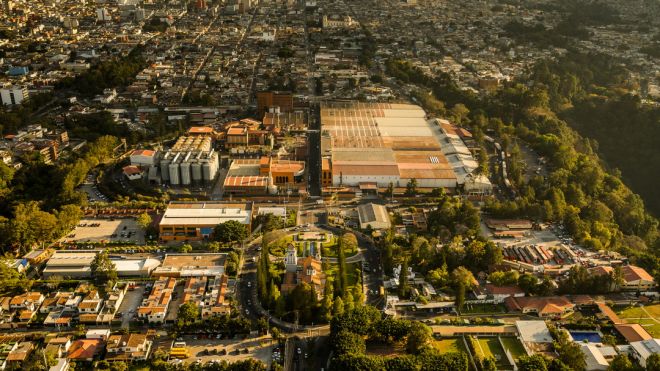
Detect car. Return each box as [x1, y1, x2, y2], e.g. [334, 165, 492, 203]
[245, 309, 250, 315]
[247, 282, 252, 288]
[297, 347, 301, 354]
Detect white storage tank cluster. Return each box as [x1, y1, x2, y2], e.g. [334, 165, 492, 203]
[157, 135, 220, 186]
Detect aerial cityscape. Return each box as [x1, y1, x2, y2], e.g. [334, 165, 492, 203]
[0, 0, 659, 370]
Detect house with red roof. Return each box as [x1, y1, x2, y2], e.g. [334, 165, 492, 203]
[67, 339, 103, 362]
[504, 296, 575, 318]
[589, 265, 655, 291]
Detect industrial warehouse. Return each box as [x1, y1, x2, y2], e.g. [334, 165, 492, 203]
[158, 201, 253, 242]
[320, 102, 491, 193]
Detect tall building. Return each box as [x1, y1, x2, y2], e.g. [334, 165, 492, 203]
[96, 8, 111, 22]
[256, 91, 293, 117]
[195, 0, 207, 9]
[0, 86, 29, 106]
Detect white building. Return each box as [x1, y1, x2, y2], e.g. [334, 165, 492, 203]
[0, 86, 28, 105]
[357, 203, 391, 230]
[630, 338, 660, 368]
[130, 149, 158, 168]
[580, 344, 609, 371]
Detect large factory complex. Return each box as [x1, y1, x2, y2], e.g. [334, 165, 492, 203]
[122, 101, 490, 196]
[320, 102, 492, 194]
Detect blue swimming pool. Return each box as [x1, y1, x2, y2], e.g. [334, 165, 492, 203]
[569, 331, 602, 343]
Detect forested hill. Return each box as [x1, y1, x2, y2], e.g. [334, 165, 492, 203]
[561, 96, 660, 217]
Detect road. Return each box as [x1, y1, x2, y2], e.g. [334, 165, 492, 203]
[307, 104, 322, 197]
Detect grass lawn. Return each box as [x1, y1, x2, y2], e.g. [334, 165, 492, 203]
[269, 235, 294, 256]
[433, 338, 467, 354]
[475, 338, 509, 367]
[500, 337, 527, 360]
[616, 304, 660, 338]
[461, 303, 506, 314]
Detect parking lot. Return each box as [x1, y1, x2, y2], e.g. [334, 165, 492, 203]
[116, 285, 146, 329]
[59, 218, 145, 244]
[489, 227, 564, 249]
[173, 335, 275, 367]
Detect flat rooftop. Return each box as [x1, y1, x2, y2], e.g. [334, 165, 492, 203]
[45, 251, 98, 267]
[161, 253, 227, 269]
[160, 202, 252, 226]
[322, 102, 458, 183]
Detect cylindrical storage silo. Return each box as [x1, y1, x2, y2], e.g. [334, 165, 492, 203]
[180, 161, 191, 185]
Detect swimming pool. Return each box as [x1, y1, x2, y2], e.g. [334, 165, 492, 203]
[569, 331, 602, 343]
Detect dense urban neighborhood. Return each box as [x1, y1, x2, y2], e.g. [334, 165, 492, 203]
[0, 0, 659, 370]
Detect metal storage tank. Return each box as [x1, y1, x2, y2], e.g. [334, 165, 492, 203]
[160, 158, 171, 181]
[169, 162, 180, 185]
[202, 162, 212, 182]
[191, 162, 202, 182]
[180, 161, 191, 185]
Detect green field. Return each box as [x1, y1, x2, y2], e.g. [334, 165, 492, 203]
[500, 337, 527, 360]
[433, 338, 467, 354]
[616, 304, 660, 338]
[475, 337, 510, 368]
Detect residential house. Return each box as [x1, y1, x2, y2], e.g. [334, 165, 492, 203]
[589, 265, 656, 291]
[630, 338, 660, 368]
[505, 296, 574, 318]
[613, 324, 653, 343]
[137, 277, 176, 323]
[9, 292, 44, 311]
[67, 339, 103, 362]
[6, 342, 34, 364]
[105, 333, 152, 362]
[45, 337, 72, 358]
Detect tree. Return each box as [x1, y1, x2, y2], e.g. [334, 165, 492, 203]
[608, 354, 633, 371]
[337, 237, 348, 298]
[10, 201, 59, 251]
[375, 317, 411, 344]
[253, 213, 284, 233]
[646, 353, 660, 371]
[601, 334, 617, 347]
[90, 250, 118, 287]
[0, 257, 32, 295]
[386, 182, 394, 198]
[332, 296, 345, 317]
[399, 258, 410, 298]
[451, 103, 470, 125]
[405, 178, 418, 196]
[406, 321, 432, 354]
[455, 281, 466, 312]
[214, 220, 248, 243]
[518, 355, 548, 371]
[482, 357, 497, 371]
[320, 281, 334, 322]
[178, 302, 199, 327]
[136, 212, 152, 231]
[554, 330, 586, 371]
[341, 233, 358, 255]
[332, 330, 366, 356]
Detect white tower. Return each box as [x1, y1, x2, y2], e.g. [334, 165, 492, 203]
[284, 244, 298, 273]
